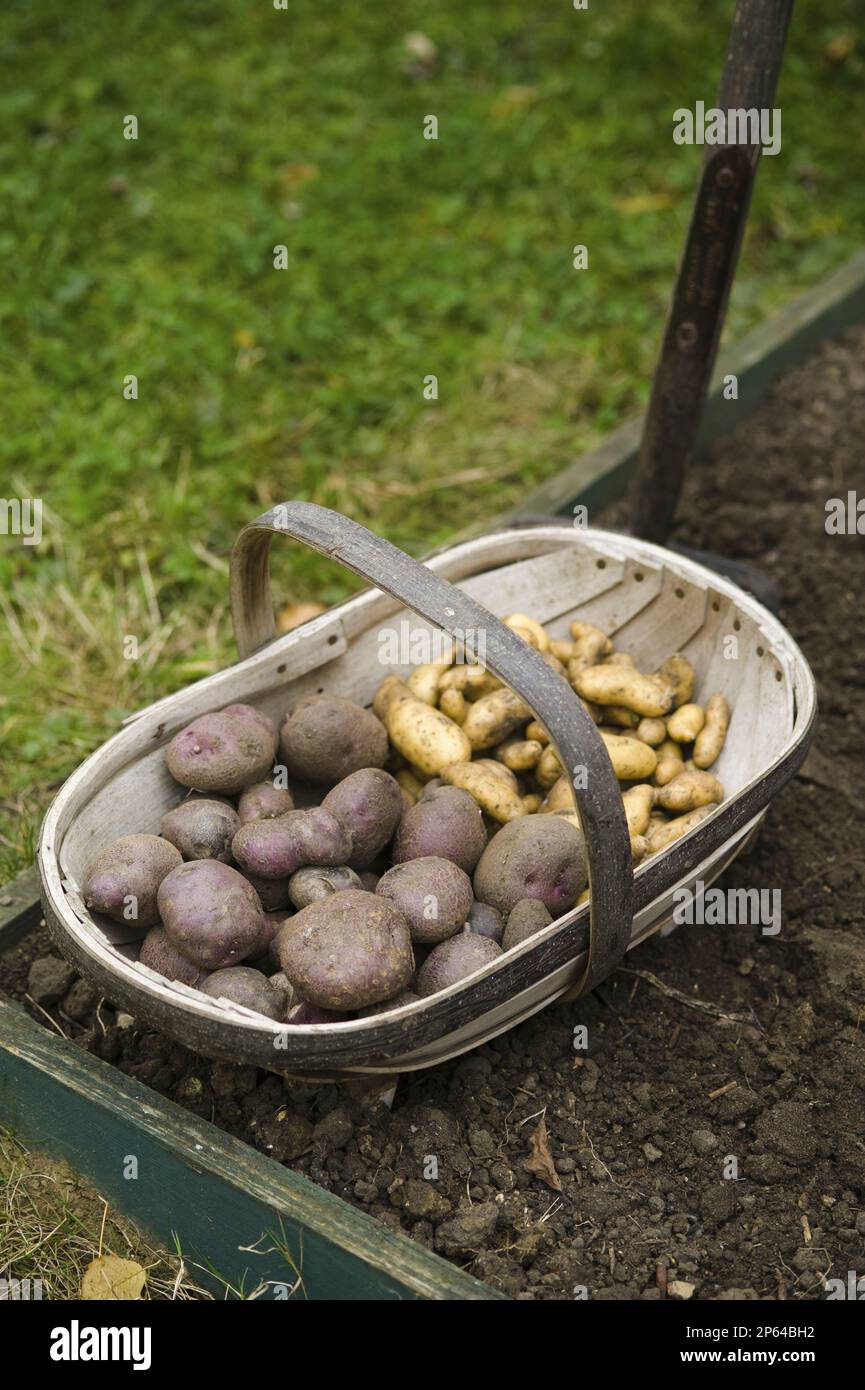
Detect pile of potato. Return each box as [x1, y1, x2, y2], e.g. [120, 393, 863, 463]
[80, 614, 729, 1025]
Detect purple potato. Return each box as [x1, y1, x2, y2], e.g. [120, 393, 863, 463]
[83, 834, 182, 931]
[165, 703, 278, 795]
[138, 926, 211, 987]
[243, 872, 290, 911]
[392, 786, 487, 873]
[358, 870, 380, 892]
[160, 798, 240, 863]
[502, 898, 553, 951]
[287, 864, 362, 910]
[473, 815, 586, 916]
[276, 889, 413, 1011]
[466, 901, 504, 943]
[231, 807, 352, 879]
[279, 695, 388, 785]
[415, 932, 503, 997]
[157, 860, 266, 970]
[237, 781, 295, 824]
[200, 966, 288, 1020]
[285, 1000, 348, 1025]
[357, 990, 420, 1018]
[376, 856, 473, 945]
[321, 768, 404, 869]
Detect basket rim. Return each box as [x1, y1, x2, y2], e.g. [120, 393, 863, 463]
[37, 524, 817, 1068]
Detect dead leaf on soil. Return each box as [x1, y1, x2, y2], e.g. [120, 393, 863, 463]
[524, 1116, 562, 1192]
[80, 1254, 146, 1301]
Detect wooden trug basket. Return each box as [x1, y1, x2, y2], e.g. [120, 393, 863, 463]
[38, 503, 816, 1080]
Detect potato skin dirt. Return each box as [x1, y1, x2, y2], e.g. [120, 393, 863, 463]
[276, 889, 414, 1010]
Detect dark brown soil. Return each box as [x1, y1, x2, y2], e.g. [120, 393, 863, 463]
[3, 328, 864, 1300]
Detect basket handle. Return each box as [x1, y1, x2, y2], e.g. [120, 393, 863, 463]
[229, 501, 633, 995]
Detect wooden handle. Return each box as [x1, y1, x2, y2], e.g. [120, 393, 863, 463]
[230, 502, 633, 995]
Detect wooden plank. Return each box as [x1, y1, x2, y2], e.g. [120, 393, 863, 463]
[0, 995, 503, 1301]
[0, 865, 43, 950]
[502, 248, 865, 523]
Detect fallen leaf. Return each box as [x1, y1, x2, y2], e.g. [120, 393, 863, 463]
[80, 1255, 146, 1301]
[277, 601, 326, 633]
[524, 1117, 562, 1191]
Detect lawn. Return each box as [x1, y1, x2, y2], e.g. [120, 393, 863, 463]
[1, 0, 863, 876]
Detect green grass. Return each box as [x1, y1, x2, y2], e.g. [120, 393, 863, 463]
[1, 0, 863, 875]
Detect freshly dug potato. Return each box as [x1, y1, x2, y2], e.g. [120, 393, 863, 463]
[622, 783, 655, 838]
[462, 689, 532, 751]
[646, 802, 718, 853]
[502, 898, 553, 951]
[603, 705, 640, 729]
[231, 807, 352, 879]
[83, 834, 182, 930]
[237, 782, 295, 824]
[522, 793, 542, 814]
[288, 864, 362, 909]
[654, 769, 724, 814]
[158, 861, 266, 970]
[654, 739, 686, 786]
[525, 719, 550, 746]
[438, 664, 501, 699]
[667, 703, 705, 744]
[504, 613, 549, 651]
[600, 732, 658, 781]
[495, 737, 542, 772]
[573, 666, 675, 719]
[243, 872, 290, 911]
[392, 785, 487, 873]
[138, 926, 210, 987]
[201, 966, 288, 1020]
[473, 814, 586, 916]
[321, 767, 404, 869]
[658, 654, 696, 709]
[536, 745, 563, 789]
[376, 856, 473, 945]
[549, 638, 577, 663]
[166, 704, 278, 795]
[466, 901, 504, 943]
[373, 676, 413, 722]
[407, 661, 449, 705]
[395, 770, 423, 805]
[276, 889, 413, 1011]
[541, 775, 574, 814]
[438, 687, 468, 724]
[161, 798, 240, 863]
[635, 717, 667, 747]
[357, 990, 420, 1017]
[631, 833, 649, 863]
[415, 931, 503, 997]
[603, 651, 635, 668]
[279, 695, 388, 785]
[693, 693, 730, 769]
[440, 760, 526, 824]
[386, 696, 472, 776]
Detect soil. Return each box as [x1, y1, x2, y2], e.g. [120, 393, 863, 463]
[3, 328, 864, 1301]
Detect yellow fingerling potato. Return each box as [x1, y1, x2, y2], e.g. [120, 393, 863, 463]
[576, 887, 591, 907]
[541, 650, 568, 678]
[549, 638, 577, 663]
[439, 664, 501, 700]
[395, 769, 425, 804]
[603, 651, 635, 668]
[654, 769, 724, 814]
[568, 620, 612, 665]
[574, 665, 675, 719]
[522, 793, 543, 814]
[658, 653, 696, 709]
[441, 761, 527, 823]
[636, 717, 667, 746]
[386, 697, 472, 776]
[645, 802, 718, 853]
[438, 686, 468, 724]
[495, 737, 543, 772]
[631, 833, 649, 864]
[536, 744, 564, 789]
[525, 718, 550, 745]
[600, 732, 658, 781]
[692, 693, 730, 769]
[622, 784, 654, 838]
[604, 705, 640, 729]
[504, 613, 550, 651]
[462, 688, 533, 750]
[407, 662, 447, 705]
[667, 702, 705, 743]
[653, 739, 686, 786]
[541, 775, 574, 814]
[373, 675, 414, 722]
